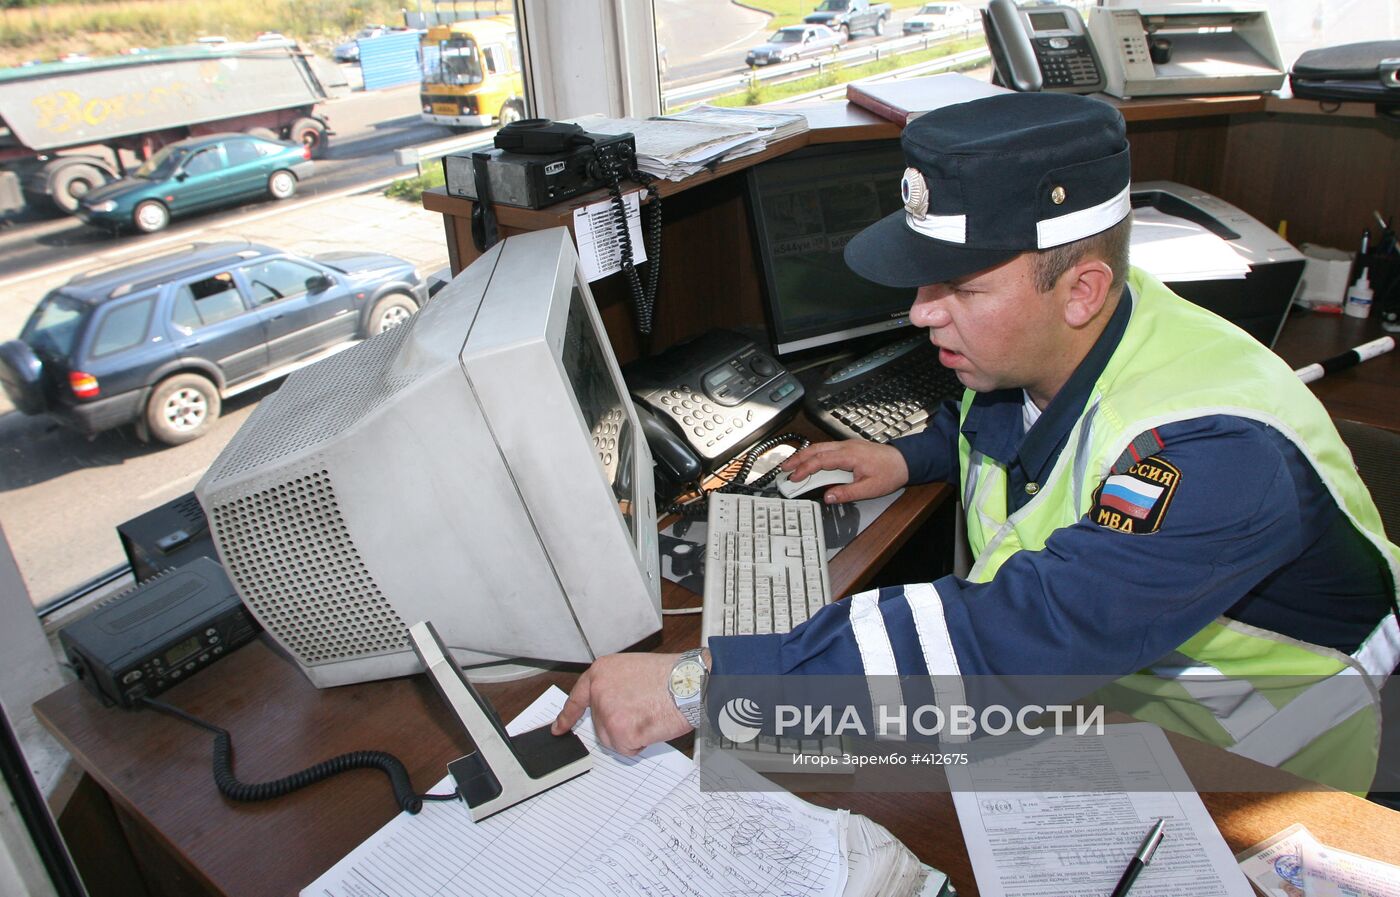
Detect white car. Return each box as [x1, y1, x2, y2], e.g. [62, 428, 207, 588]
[746, 24, 847, 66]
[902, 3, 977, 35]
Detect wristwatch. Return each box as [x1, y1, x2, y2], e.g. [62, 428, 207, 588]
[668, 649, 709, 729]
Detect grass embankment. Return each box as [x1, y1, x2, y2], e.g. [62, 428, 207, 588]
[0, 0, 511, 66]
[386, 35, 985, 205]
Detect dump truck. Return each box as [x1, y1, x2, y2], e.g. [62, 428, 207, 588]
[0, 41, 344, 216]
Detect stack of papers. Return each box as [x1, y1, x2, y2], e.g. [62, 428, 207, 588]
[305, 687, 947, 897]
[569, 114, 764, 181]
[1130, 206, 1252, 281]
[659, 104, 809, 145]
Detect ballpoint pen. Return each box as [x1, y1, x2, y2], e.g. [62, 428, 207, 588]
[1109, 818, 1167, 897]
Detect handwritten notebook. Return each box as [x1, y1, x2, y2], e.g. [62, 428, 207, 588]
[304, 687, 947, 897]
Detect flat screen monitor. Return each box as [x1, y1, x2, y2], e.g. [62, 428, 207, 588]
[196, 228, 661, 686]
[747, 140, 918, 356]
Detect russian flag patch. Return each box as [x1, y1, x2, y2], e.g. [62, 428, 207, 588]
[1089, 456, 1180, 534]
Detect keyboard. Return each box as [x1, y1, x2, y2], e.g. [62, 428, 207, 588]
[805, 334, 964, 443]
[701, 493, 832, 642]
[701, 493, 843, 770]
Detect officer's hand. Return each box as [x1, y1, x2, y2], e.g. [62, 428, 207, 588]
[552, 653, 691, 755]
[781, 440, 909, 504]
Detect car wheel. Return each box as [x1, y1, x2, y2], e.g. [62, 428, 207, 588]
[498, 100, 524, 126]
[133, 200, 170, 234]
[146, 373, 221, 445]
[366, 293, 418, 336]
[49, 163, 108, 214]
[290, 117, 327, 158]
[246, 126, 278, 141]
[873, 16, 884, 35]
[268, 170, 297, 200]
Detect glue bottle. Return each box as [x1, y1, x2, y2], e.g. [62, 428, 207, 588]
[1345, 267, 1374, 319]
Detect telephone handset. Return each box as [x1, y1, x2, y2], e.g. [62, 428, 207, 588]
[982, 0, 1105, 94]
[623, 330, 804, 501]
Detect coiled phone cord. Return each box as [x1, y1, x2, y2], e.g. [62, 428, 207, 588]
[602, 161, 663, 339]
[666, 432, 811, 519]
[140, 697, 458, 814]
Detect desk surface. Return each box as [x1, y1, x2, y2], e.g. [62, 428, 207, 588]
[34, 313, 1400, 896]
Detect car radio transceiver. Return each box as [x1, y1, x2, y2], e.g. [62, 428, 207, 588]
[59, 558, 260, 708]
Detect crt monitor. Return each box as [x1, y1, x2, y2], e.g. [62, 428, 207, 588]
[196, 227, 661, 687]
[747, 140, 918, 356]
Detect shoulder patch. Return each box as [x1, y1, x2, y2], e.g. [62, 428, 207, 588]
[1089, 455, 1180, 535]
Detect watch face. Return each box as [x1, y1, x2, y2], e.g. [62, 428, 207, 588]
[669, 659, 705, 701]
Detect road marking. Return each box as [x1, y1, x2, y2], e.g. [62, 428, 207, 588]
[0, 174, 404, 293]
[138, 469, 204, 503]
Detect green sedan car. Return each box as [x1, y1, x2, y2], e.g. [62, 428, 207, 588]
[76, 133, 315, 233]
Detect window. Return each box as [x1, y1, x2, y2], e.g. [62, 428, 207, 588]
[242, 259, 322, 305]
[482, 44, 500, 76]
[225, 139, 261, 166]
[172, 274, 246, 329]
[89, 298, 152, 357]
[182, 147, 222, 176]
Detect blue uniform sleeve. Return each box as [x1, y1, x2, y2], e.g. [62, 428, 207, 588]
[887, 399, 961, 486]
[709, 415, 1305, 679]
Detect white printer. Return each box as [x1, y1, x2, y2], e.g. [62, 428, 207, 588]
[1130, 181, 1304, 347]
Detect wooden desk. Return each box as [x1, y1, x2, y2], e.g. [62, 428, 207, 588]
[34, 478, 945, 897]
[33, 467, 1400, 897]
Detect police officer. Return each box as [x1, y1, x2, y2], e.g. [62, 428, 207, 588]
[553, 92, 1400, 794]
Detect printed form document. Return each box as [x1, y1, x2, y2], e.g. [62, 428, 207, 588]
[947, 722, 1253, 897]
[303, 687, 849, 897]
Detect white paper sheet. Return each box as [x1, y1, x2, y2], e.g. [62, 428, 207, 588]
[573, 191, 647, 282]
[304, 687, 850, 897]
[1130, 207, 1251, 282]
[947, 723, 1253, 897]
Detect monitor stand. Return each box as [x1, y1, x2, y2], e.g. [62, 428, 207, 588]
[409, 621, 591, 822]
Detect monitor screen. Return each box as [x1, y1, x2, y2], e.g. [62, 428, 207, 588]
[198, 228, 661, 687]
[747, 140, 918, 355]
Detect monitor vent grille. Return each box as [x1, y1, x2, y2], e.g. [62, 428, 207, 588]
[211, 470, 408, 665]
[207, 316, 424, 481]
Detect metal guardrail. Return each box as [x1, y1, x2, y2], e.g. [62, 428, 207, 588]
[395, 32, 989, 176]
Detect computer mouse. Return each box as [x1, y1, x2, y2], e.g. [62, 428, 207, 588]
[775, 468, 855, 499]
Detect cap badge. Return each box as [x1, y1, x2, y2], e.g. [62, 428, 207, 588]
[1051, 185, 1067, 205]
[901, 167, 929, 219]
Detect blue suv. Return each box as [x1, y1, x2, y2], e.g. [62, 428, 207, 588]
[0, 241, 425, 445]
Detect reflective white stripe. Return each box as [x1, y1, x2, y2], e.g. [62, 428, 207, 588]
[1355, 612, 1400, 681]
[906, 211, 967, 244]
[1036, 184, 1131, 248]
[1149, 654, 1279, 743]
[904, 583, 970, 743]
[1229, 671, 1377, 768]
[849, 589, 906, 739]
[903, 583, 962, 677]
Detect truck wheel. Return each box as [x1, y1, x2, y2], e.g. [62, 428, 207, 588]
[498, 100, 524, 126]
[246, 127, 278, 141]
[267, 170, 297, 200]
[133, 200, 170, 234]
[146, 374, 221, 445]
[290, 117, 327, 158]
[365, 293, 417, 336]
[873, 15, 884, 35]
[0, 340, 47, 416]
[49, 164, 108, 214]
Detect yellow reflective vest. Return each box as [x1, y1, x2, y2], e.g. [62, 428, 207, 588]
[956, 268, 1400, 791]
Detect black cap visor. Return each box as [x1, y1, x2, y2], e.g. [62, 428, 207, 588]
[844, 208, 1020, 289]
